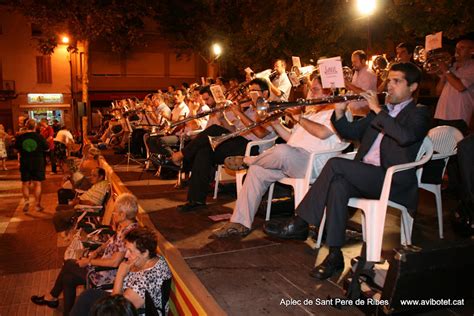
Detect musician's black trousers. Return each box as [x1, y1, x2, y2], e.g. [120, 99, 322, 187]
[130, 128, 147, 157]
[182, 125, 251, 203]
[296, 157, 385, 247]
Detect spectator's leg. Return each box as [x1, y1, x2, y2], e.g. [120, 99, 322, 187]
[32, 181, 42, 207]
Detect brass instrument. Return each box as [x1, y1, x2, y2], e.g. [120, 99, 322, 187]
[413, 45, 452, 74]
[343, 66, 354, 82]
[208, 111, 285, 150]
[371, 55, 399, 81]
[289, 65, 319, 87]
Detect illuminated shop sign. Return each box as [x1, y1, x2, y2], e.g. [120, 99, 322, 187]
[27, 93, 64, 104]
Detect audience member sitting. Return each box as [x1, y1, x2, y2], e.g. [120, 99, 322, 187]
[31, 193, 140, 315]
[53, 167, 109, 237]
[58, 146, 102, 204]
[70, 227, 172, 315]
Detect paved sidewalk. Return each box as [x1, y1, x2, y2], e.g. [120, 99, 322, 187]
[0, 160, 67, 316]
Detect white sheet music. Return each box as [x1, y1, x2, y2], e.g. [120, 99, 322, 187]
[317, 57, 345, 89]
[425, 32, 442, 52]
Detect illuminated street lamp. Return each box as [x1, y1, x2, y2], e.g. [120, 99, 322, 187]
[356, 0, 376, 16]
[356, 0, 377, 54]
[61, 36, 70, 44]
[212, 43, 222, 58]
[211, 43, 223, 76]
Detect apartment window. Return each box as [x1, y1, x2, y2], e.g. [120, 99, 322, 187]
[36, 56, 52, 83]
[31, 23, 42, 37]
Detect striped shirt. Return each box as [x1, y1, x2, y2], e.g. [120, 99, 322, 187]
[80, 180, 109, 205]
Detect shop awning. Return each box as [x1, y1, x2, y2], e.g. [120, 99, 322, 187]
[20, 104, 71, 109]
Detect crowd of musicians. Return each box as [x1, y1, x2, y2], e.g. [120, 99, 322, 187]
[90, 37, 473, 279]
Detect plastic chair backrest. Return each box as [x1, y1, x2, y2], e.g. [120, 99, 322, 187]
[427, 125, 463, 156]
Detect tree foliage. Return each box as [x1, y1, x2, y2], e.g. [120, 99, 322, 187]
[11, 0, 154, 55]
[155, 0, 474, 77]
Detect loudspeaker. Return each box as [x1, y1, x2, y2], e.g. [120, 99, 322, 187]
[346, 241, 474, 315]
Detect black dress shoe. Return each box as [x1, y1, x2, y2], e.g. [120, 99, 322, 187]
[177, 201, 206, 212]
[31, 295, 59, 308]
[263, 216, 309, 240]
[309, 250, 344, 280]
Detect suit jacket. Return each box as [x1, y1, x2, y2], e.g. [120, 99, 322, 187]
[331, 101, 431, 211]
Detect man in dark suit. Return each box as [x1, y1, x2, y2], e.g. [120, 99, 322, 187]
[264, 62, 431, 280]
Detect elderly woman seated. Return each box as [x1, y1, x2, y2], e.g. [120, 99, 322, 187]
[31, 193, 140, 315]
[70, 227, 172, 316]
[58, 145, 101, 205]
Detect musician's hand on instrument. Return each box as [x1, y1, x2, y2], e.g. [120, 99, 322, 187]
[438, 61, 449, 74]
[334, 102, 348, 112]
[361, 90, 381, 114]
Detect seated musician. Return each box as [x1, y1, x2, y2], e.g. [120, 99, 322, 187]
[267, 59, 292, 102]
[146, 89, 190, 158]
[116, 100, 135, 152]
[150, 93, 171, 125]
[169, 80, 275, 212]
[345, 50, 378, 117]
[212, 77, 343, 237]
[129, 104, 154, 158]
[264, 63, 430, 280]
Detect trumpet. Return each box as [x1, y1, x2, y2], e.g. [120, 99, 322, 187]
[413, 45, 452, 74]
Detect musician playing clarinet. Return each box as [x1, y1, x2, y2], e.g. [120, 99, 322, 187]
[264, 63, 430, 280]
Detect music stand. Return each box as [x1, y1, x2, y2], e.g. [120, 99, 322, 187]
[114, 116, 145, 171]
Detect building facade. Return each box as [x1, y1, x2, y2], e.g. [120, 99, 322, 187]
[0, 6, 207, 132]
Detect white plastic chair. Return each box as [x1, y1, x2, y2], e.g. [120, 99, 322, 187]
[263, 142, 350, 220]
[316, 136, 433, 263]
[419, 125, 463, 239]
[213, 136, 278, 199]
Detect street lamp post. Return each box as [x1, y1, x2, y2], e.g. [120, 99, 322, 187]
[356, 0, 376, 55]
[212, 43, 222, 76]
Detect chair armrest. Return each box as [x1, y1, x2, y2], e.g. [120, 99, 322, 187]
[245, 136, 278, 156]
[379, 138, 433, 203]
[338, 151, 357, 160]
[431, 153, 452, 160]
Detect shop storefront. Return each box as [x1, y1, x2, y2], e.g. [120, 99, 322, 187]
[16, 93, 74, 130]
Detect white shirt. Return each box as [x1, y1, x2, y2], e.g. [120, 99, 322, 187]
[435, 59, 474, 125]
[171, 102, 189, 122]
[348, 65, 377, 116]
[155, 103, 171, 124]
[287, 109, 342, 176]
[181, 104, 211, 135]
[269, 72, 292, 102]
[232, 107, 276, 142]
[54, 129, 74, 145]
